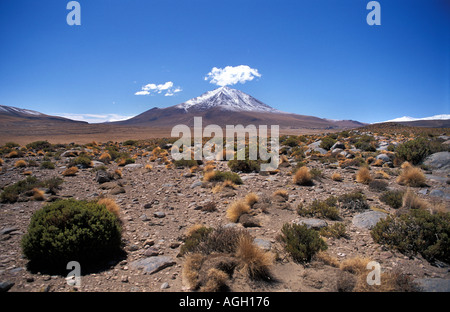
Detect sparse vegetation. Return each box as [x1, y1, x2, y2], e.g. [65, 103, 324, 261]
[297, 196, 340, 220]
[203, 170, 243, 185]
[397, 163, 427, 187]
[380, 190, 404, 209]
[293, 166, 313, 186]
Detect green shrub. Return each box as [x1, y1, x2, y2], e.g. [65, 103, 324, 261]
[338, 191, 369, 211]
[179, 226, 214, 256]
[371, 209, 450, 263]
[380, 190, 404, 209]
[320, 137, 337, 151]
[123, 140, 138, 146]
[297, 197, 340, 220]
[21, 199, 123, 269]
[279, 223, 327, 263]
[207, 171, 243, 185]
[0, 176, 41, 203]
[4, 142, 20, 148]
[173, 159, 202, 168]
[26, 140, 52, 151]
[68, 155, 92, 168]
[319, 223, 348, 239]
[228, 159, 260, 173]
[395, 137, 447, 165]
[40, 161, 55, 170]
[368, 180, 388, 192]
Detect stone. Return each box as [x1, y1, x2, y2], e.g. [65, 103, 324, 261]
[154, 211, 166, 218]
[294, 218, 328, 229]
[0, 227, 19, 235]
[143, 247, 159, 257]
[352, 210, 387, 230]
[429, 189, 450, 200]
[376, 153, 391, 162]
[0, 281, 14, 292]
[110, 186, 126, 195]
[91, 160, 105, 168]
[423, 151, 450, 172]
[190, 181, 203, 189]
[238, 214, 261, 228]
[130, 256, 175, 274]
[253, 238, 271, 251]
[413, 278, 450, 292]
[331, 142, 346, 150]
[95, 170, 111, 184]
[161, 282, 170, 289]
[124, 163, 144, 169]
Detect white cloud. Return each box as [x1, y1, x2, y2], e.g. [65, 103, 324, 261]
[135, 81, 181, 96]
[380, 114, 450, 123]
[204, 65, 262, 87]
[54, 113, 135, 124]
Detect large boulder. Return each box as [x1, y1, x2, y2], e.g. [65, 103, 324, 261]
[352, 210, 387, 230]
[423, 152, 450, 172]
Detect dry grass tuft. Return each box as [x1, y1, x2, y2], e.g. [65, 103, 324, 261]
[204, 164, 215, 172]
[273, 189, 289, 200]
[244, 193, 259, 207]
[14, 160, 27, 168]
[331, 172, 343, 181]
[340, 257, 371, 275]
[293, 166, 313, 186]
[315, 251, 340, 268]
[32, 188, 45, 201]
[182, 253, 205, 290]
[0, 158, 3, 166]
[397, 165, 427, 187]
[200, 268, 229, 292]
[211, 180, 238, 193]
[235, 234, 273, 280]
[114, 169, 122, 178]
[226, 200, 251, 223]
[145, 164, 153, 171]
[98, 197, 121, 218]
[23, 170, 32, 176]
[62, 166, 78, 176]
[99, 152, 112, 163]
[356, 167, 372, 184]
[203, 170, 216, 182]
[402, 189, 429, 210]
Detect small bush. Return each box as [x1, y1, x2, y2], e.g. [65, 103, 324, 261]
[297, 197, 340, 220]
[226, 200, 251, 223]
[380, 190, 404, 209]
[32, 188, 45, 201]
[179, 225, 214, 256]
[14, 160, 27, 168]
[62, 166, 78, 176]
[99, 153, 112, 163]
[235, 234, 272, 280]
[371, 209, 450, 263]
[0, 176, 40, 203]
[97, 198, 121, 219]
[228, 159, 260, 173]
[338, 191, 369, 211]
[368, 180, 388, 192]
[356, 167, 372, 184]
[331, 172, 343, 181]
[21, 199, 123, 269]
[319, 223, 348, 239]
[279, 223, 327, 263]
[204, 170, 243, 185]
[69, 155, 92, 168]
[293, 166, 313, 186]
[40, 161, 55, 170]
[397, 165, 427, 187]
[26, 141, 51, 151]
[244, 193, 259, 207]
[273, 189, 289, 201]
[320, 137, 337, 151]
[402, 189, 429, 210]
[395, 137, 447, 165]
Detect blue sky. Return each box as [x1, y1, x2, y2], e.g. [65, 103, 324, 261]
[0, 0, 449, 123]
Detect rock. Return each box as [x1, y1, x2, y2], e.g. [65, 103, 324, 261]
[294, 218, 328, 229]
[331, 142, 346, 150]
[376, 154, 391, 162]
[143, 247, 159, 257]
[130, 256, 175, 274]
[110, 186, 126, 195]
[121, 275, 129, 283]
[253, 238, 271, 251]
[352, 210, 387, 230]
[0, 227, 19, 235]
[190, 181, 203, 189]
[61, 150, 79, 157]
[95, 170, 111, 184]
[0, 281, 14, 292]
[140, 214, 149, 221]
[124, 163, 143, 170]
[154, 211, 166, 218]
[429, 189, 450, 200]
[423, 151, 450, 172]
[91, 160, 105, 168]
[161, 282, 170, 289]
[413, 278, 450, 292]
[238, 214, 261, 228]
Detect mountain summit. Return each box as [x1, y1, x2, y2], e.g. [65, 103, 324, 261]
[175, 86, 280, 113]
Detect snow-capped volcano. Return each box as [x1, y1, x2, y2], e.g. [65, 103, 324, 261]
[176, 86, 280, 113]
[0, 105, 45, 116]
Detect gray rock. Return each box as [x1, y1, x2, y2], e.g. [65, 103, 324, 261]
[161, 282, 170, 289]
[331, 142, 346, 150]
[352, 210, 387, 230]
[154, 211, 166, 218]
[110, 186, 126, 195]
[423, 151, 450, 172]
[0, 281, 14, 292]
[429, 189, 450, 200]
[91, 160, 105, 168]
[95, 170, 111, 184]
[253, 238, 272, 251]
[313, 147, 328, 155]
[294, 218, 328, 229]
[130, 256, 175, 274]
[190, 181, 203, 189]
[413, 278, 450, 292]
[376, 153, 391, 162]
[0, 227, 19, 235]
[124, 163, 144, 169]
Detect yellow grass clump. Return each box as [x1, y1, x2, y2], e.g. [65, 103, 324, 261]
[99, 152, 112, 163]
[203, 170, 216, 182]
[293, 166, 312, 186]
[0, 158, 4, 166]
[397, 164, 426, 187]
[23, 170, 32, 176]
[402, 188, 429, 210]
[145, 164, 153, 171]
[235, 234, 273, 280]
[98, 198, 120, 218]
[211, 180, 237, 193]
[62, 166, 78, 176]
[331, 172, 343, 181]
[244, 193, 259, 207]
[114, 169, 123, 178]
[340, 257, 371, 275]
[226, 200, 251, 223]
[273, 189, 289, 200]
[37, 150, 45, 156]
[204, 164, 215, 172]
[356, 167, 372, 184]
[14, 160, 27, 168]
[6, 151, 18, 158]
[32, 188, 45, 201]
